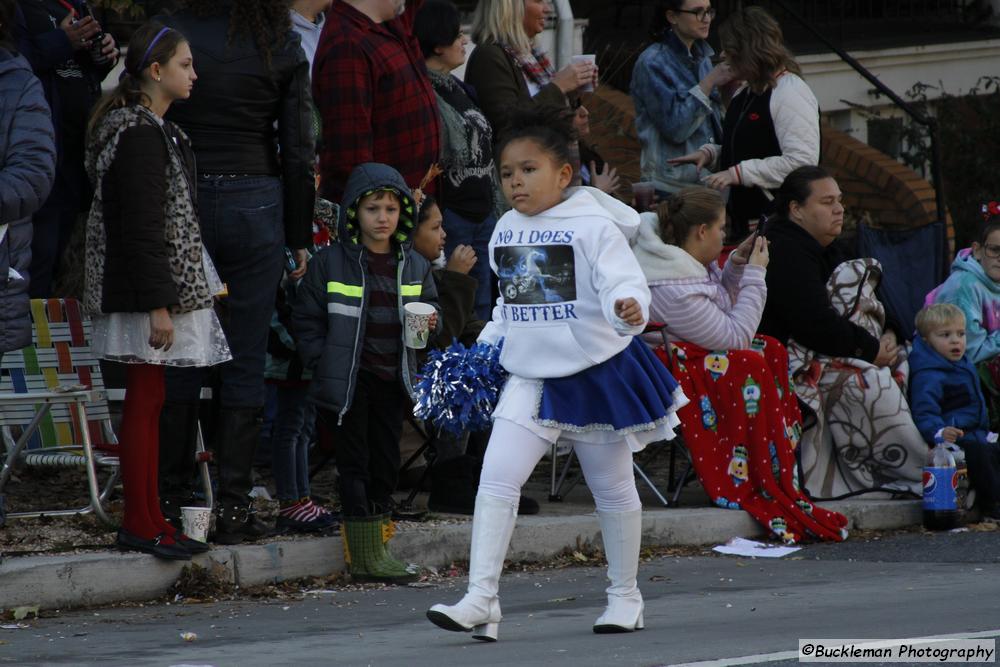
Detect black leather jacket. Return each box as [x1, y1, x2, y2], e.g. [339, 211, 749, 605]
[158, 9, 316, 249]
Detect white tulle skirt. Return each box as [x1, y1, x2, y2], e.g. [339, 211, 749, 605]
[91, 307, 231, 367]
[91, 247, 231, 367]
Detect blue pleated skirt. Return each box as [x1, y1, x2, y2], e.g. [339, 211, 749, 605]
[536, 337, 683, 433]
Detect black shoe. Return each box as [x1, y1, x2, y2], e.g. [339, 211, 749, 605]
[518, 495, 540, 515]
[214, 503, 272, 545]
[116, 529, 192, 561]
[427, 456, 478, 515]
[980, 505, 1000, 523]
[173, 530, 211, 554]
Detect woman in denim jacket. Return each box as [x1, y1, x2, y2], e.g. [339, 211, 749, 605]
[630, 1, 731, 197]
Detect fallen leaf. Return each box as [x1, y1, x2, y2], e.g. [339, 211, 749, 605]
[572, 551, 589, 562]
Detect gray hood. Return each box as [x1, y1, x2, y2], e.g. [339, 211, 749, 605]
[339, 163, 417, 250]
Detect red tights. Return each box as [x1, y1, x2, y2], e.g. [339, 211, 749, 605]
[119, 364, 179, 544]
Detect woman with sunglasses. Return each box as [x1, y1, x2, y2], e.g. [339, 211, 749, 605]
[630, 1, 730, 198]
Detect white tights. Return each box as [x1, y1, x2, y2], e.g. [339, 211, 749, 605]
[478, 418, 641, 513]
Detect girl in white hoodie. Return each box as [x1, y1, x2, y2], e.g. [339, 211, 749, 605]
[427, 107, 687, 641]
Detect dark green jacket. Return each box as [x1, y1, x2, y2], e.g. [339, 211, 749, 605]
[292, 163, 440, 420]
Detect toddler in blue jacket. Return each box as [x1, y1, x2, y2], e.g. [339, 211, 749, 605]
[909, 303, 1000, 521]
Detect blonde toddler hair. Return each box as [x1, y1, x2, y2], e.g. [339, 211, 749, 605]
[915, 303, 966, 338]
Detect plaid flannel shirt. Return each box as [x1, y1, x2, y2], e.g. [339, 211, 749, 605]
[313, 0, 440, 202]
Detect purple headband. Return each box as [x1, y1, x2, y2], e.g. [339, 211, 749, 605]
[132, 26, 172, 77]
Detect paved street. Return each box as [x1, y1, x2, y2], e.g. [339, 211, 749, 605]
[5, 530, 1000, 667]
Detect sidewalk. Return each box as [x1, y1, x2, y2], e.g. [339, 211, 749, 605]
[0, 495, 921, 612]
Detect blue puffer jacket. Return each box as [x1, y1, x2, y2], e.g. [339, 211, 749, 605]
[292, 163, 440, 421]
[0, 48, 56, 354]
[908, 334, 989, 446]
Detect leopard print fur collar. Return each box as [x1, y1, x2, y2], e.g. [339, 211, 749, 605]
[84, 105, 214, 315]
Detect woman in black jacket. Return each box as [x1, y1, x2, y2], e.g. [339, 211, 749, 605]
[85, 23, 230, 560]
[155, 0, 316, 544]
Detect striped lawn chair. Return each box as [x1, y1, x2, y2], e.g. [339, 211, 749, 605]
[0, 299, 120, 526]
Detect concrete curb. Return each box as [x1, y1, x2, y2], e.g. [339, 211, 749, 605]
[0, 499, 921, 611]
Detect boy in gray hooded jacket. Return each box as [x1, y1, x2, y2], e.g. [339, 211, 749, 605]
[293, 163, 440, 583]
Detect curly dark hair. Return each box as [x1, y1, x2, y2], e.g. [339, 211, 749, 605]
[179, 0, 292, 68]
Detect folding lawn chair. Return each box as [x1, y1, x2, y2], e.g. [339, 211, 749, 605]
[0, 299, 120, 526]
[0, 299, 213, 527]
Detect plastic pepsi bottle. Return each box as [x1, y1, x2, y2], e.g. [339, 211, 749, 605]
[922, 436, 959, 531]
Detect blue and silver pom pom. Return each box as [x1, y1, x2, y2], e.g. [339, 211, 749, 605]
[414, 340, 507, 435]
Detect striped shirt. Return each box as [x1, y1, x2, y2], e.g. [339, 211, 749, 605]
[648, 261, 767, 351]
[361, 251, 401, 380]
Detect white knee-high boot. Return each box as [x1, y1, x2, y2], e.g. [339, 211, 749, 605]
[593, 508, 644, 633]
[427, 494, 519, 641]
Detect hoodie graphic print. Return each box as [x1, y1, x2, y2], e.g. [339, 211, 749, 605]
[479, 187, 652, 379]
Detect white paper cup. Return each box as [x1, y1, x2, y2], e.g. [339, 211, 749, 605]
[571, 54, 597, 92]
[404, 302, 435, 349]
[181, 506, 212, 543]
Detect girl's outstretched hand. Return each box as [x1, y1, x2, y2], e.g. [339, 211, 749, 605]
[615, 298, 644, 326]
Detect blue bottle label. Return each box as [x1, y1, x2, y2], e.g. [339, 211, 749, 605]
[923, 466, 957, 511]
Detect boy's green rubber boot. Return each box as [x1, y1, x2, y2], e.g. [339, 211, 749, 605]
[342, 513, 420, 584]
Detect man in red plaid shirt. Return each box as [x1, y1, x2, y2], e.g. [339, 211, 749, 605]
[313, 0, 440, 202]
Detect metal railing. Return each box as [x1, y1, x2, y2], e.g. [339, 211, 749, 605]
[762, 0, 949, 230]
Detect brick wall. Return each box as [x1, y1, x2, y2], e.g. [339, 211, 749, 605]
[586, 85, 953, 240]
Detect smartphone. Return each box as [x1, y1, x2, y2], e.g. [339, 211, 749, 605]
[284, 247, 298, 274]
[78, 1, 109, 64]
[751, 214, 769, 247]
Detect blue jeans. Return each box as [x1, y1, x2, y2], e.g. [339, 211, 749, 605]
[442, 209, 497, 322]
[271, 383, 315, 501]
[165, 176, 285, 408]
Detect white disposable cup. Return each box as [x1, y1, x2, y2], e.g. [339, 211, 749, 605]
[404, 302, 435, 349]
[181, 506, 212, 543]
[571, 54, 597, 93]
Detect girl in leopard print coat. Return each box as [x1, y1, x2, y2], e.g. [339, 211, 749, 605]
[84, 24, 230, 561]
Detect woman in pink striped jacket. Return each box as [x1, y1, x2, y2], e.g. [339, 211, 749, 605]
[631, 187, 767, 346]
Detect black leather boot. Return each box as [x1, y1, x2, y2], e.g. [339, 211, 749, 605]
[213, 407, 271, 545]
[427, 455, 478, 515]
[158, 400, 200, 525]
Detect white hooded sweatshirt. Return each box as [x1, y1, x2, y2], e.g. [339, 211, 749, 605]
[478, 187, 650, 378]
